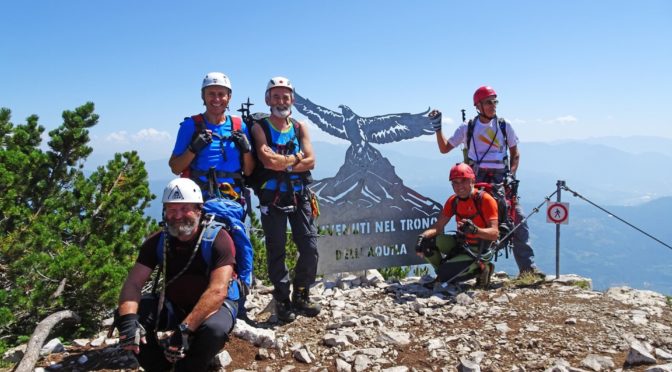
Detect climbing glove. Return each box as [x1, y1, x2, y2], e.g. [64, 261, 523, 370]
[429, 110, 442, 132]
[164, 325, 192, 363]
[189, 131, 212, 154]
[231, 130, 251, 153]
[459, 219, 478, 235]
[415, 234, 435, 257]
[117, 313, 146, 349]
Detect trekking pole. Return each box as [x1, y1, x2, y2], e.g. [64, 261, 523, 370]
[237, 98, 255, 221]
[461, 109, 466, 123]
[238, 97, 254, 123]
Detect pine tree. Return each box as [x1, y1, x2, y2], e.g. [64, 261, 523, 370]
[0, 103, 157, 345]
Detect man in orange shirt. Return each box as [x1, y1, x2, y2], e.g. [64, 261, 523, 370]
[415, 163, 499, 287]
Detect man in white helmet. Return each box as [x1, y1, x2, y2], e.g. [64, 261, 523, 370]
[169, 72, 254, 198]
[248, 76, 320, 322]
[114, 178, 239, 371]
[168, 72, 255, 321]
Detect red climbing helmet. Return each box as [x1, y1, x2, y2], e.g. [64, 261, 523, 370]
[449, 163, 475, 181]
[473, 86, 497, 105]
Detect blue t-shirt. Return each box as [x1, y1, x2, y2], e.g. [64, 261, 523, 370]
[172, 114, 250, 189]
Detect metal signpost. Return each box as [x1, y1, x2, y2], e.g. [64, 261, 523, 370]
[547, 180, 568, 279]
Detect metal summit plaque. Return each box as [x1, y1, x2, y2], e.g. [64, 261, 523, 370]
[293, 93, 442, 274]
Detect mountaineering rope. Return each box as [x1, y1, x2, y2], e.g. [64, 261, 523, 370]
[562, 185, 672, 251]
[155, 215, 212, 331]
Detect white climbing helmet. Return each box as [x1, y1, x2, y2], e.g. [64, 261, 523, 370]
[202, 72, 232, 91]
[162, 178, 203, 204]
[266, 76, 293, 93]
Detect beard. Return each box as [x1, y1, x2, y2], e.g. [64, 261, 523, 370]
[271, 105, 291, 119]
[166, 215, 199, 238]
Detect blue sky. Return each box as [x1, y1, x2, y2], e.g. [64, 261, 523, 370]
[2, 0, 671, 163]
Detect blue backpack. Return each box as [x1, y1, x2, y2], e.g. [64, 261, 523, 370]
[202, 197, 253, 287]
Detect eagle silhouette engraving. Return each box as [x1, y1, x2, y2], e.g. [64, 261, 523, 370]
[293, 92, 435, 149]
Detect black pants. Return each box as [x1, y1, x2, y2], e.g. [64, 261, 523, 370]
[135, 295, 236, 372]
[260, 190, 318, 301]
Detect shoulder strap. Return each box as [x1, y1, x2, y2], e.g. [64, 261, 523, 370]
[498, 118, 508, 145]
[260, 119, 273, 148]
[156, 231, 166, 265]
[466, 118, 476, 152]
[289, 118, 303, 151]
[200, 220, 240, 302]
[229, 115, 245, 174]
[451, 190, 484, 221]
[449, 195, 457, 217]
[231, 116, 242, 132]
[498, 117, 510, 169]
[191, 114, 206, 133]
[473, 190, 486, 223]
[200, 222, 226, 274]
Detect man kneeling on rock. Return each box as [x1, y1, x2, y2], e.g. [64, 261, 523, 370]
[415, 163, 499, 289]
[113, 178, 239, 372]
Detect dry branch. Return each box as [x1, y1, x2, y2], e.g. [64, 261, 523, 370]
[14, 310, 80, 372]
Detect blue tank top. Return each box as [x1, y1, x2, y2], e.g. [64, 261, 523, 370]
[261, 118, 303, 192]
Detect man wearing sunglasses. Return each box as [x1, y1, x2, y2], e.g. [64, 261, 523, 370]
[429, 86, 543, 278]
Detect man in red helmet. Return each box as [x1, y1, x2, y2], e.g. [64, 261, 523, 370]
[415, 163, 499, 288]
[428, 86, 542, 277]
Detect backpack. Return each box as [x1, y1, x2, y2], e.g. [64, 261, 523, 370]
[202, 197, 253, 287]
[464, 116, 509, 168]
[450, 183, 513, 248]
[155, 198, 255, 300]
[191, 113, 243, 141]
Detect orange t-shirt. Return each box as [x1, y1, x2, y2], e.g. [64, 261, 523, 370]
[442, 190, 498, 243]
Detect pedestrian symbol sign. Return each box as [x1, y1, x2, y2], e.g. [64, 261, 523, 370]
[547, 202, 569, 224]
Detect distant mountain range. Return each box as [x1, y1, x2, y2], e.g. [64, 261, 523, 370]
[516, 198, 672, 294]
[104, 135, 672, 294]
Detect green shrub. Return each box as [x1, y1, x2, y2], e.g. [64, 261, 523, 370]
[379, 266, 411, 281]
[0, 104, 156, 346]
[573, 280, 591, 290]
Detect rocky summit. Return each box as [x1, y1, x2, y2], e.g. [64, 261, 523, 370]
[8, 272, 672, 372]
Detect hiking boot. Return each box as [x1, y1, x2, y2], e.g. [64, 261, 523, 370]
[292, 287, 321, 317]
[476, 263, 494, 289]
[434, 281, 459, 296]
[518, 267, 546, 280]
[276, 299, 296, 323]
[421, 277, 438, 290]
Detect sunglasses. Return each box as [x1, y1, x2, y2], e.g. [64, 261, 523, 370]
[483, 99, 499, 106]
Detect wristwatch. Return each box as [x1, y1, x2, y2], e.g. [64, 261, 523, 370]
[286, 165, 293, 172]
[178, 323, 192, 335]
